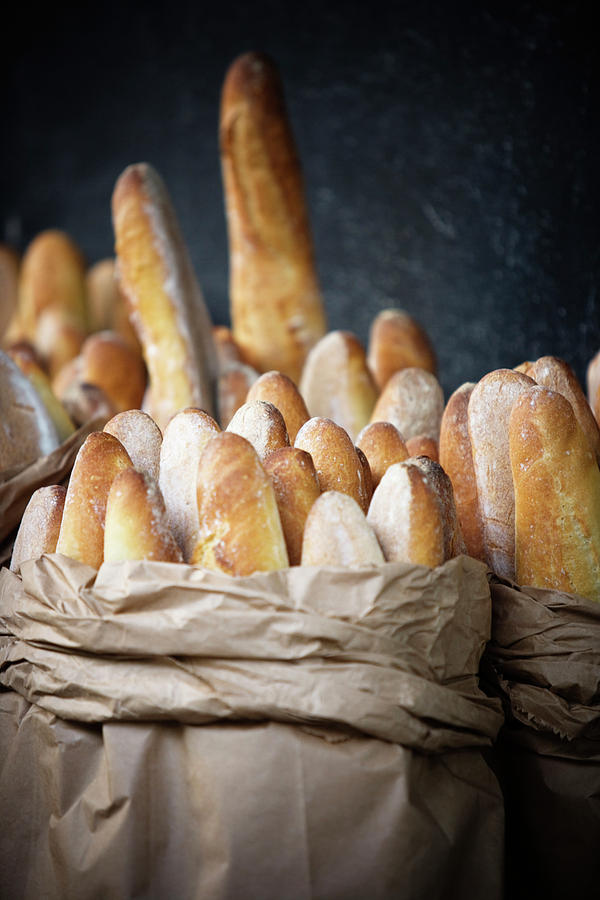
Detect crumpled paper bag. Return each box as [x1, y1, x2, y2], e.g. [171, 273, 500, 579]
[1, 553, 505, 900]
[483, 576, 600, 899]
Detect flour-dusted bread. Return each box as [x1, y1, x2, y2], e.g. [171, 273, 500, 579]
[217, 361, 260, 428]
[7, 344, 75, 442]
[264, 446, 321, 565]
[104, 409, 163, 482]
[10, 485, 66, 572]
[246, 370, 309, 444]
[191, 431, 288, 575]
[158, 408, 221, 561]
[220, 51, 326, 382]
[509, 384, 600, 602]
[104, 468, 183, 564]
[438, 382, 485, 561]
[367, 308, 437, 391]
[301, 491, 384, 568]
[409, 455, 466, 560]
[294, 416, 365, 509]
[112, 162, 217, 428]
[0, 350, 60, 474]
[367, 460, 445, 567]
[355, 420, 409, 489]
[226, 400, 290, 461]
[56, 431, 133, 568]
[405, 434, 439, 462]
[467, 368, 535, 579]
[299, 330, 378, 441]
[369, 367, 444, 442]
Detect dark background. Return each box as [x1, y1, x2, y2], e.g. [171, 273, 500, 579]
[2, 0, 598, 399]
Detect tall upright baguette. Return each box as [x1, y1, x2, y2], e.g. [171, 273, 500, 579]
[10, 485, 66, 572]
[111, 162, 217, 428]
[509, 385, 600, 601]
[220, 51, 327, 382]
[301, 491, 384, 568]
[369, 367, 444, 442]
[264, 446, 321, 565]
[467, 368, 535, 579]
[294, 416, 365, 509]
[246, 370, 309, 444]
[367, 308, 437, 390]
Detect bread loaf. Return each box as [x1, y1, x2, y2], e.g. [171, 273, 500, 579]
[294, 416, 364, 508]
[111, 162, 216, 428]
[409, 455, 466, 560]
[301, 491, 384, 568]
[0, 350, 60, 473]
[217, 361, 259, 428]
[509, 384, 600, 601]
[355, 420, 409, 488]
[58, 381, 116, 428]
[524, 355, 600, 462]
[264, 446, 321, 565]
[369, 367, 444, 441]
[467, 368, 535, 579]
[104, 468, 183, 563]
[10, 485, 66, 572]
[86, 257, 140, 350]
[405, 434, 439, 461]
[246, 370, 309, 443]
[299, 330, 378, 441]
[213, 324, 245, 371]
[8, 344, 75, 442]
[367, 460, 445, 567]
[104, 409, 163, 482]
[226, 400, 289, 461]
[220, 51, 326, 382]
[438, 383, 485, 561]
[158, 408, 221, 561]
[367, 308, 437, 390]
[191, 431, 289, 574]
[56, 431, 132, 568]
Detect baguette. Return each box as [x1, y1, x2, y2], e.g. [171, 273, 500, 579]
[86, 257, 140, 350]
[0, 350, 60, 473]
[355, 420, 409, 488]
[10, 485, 66, 572]
[509, 385, 600, 601]
[294, 416, 364, 508]
[409, 455, 466, 560]
[246, 370, 309, 443]
[405, 434, 439, 461]
[367, 308, 437, 390]
[264, 446, 321, 565]
[104, 409, 163, 482]
[369, 367, 444, 441]
[191, 431, 288, 574]
[217, 361, 259, 428]
[301, 491, 384, 568]
[112, 162, 217, 428]
[226, 399, 289, 461]
[220, 51, 326, 382]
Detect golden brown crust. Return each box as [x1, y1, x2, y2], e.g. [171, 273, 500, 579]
[525, 355, 600, 463]
[438, 383, 485, 561]
[246, 369, 309, 443]
[33, 307, 87, 378]
[111, 162, 216, 428]
[104, 468, 183, 563]
[191, 431, 288, 574]
[79, 330, 146, 413]
[367, 308, 437, 390]
[56, 431, 133, 568]
[104, 409, 163, 482]
[301, 491, 384, 568]
[10, 484, 66, 571]
[367, 460, 445, 567]
[405, 434, 439, 462]
[355, 446, 374, 513]
[467, 368, 536, 579]
[226, 399, 290, 461]
[212, 324, 244, 371]
[294, 416, 364, 507]
[57, 380, 117, 428]
[263, 446, 321, 565]
[86, 258, 140, 350]
[299, 330, 378, 441]
[220, 51, 327, 382]
[355, 420, 409, 488]
[408, 455, 466, 560]
[369, 367, 444, 441]
[158, 407, 221, 561]
[509, 385, 600, 601]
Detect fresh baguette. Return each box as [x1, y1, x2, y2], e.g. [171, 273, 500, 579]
[367, 308, 437, 390]
[369, 367, 444, 441]
[301, 491, 384, 568]
[264, 446, 321, 565]
[0, 350, 60, 473]
[10, 485, 66, 572]
[226, 399, 290, 461]
[104, 409, 163, 482]
[246, 370, 309, 443]
[220, 51, 326, 382]
[294, 416, 365, 509]
[355, 420, 409, 488]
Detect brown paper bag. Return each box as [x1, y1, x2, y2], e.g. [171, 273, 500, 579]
[0, 417, 103, 560]
[1, 554, 505, 900]
[483, 576, 600, 899]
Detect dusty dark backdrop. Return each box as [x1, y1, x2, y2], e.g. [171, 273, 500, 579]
[2, 0, 598, 398]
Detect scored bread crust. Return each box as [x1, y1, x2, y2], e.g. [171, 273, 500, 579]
[264, 446, 321, 565]
[220, 51, 327, 382]
[56, 431, 133, 568]
[111, 162, 217, 428]
[104, 468, 183, 564]
[467, 368, 535, 580]
[509, 385, 600, 601]
[438, 382, 485, 562]
[191, 431, 288, 575]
